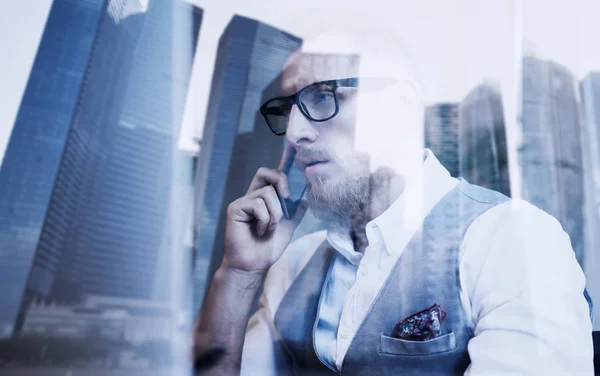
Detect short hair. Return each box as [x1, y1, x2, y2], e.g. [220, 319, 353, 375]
[281, 8, 420, 85]
[279, 9, 426, 172]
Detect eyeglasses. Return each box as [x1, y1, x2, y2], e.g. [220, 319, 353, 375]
[260, 77, 399, 136]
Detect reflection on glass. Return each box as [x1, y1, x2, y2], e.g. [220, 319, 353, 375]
[0, 0, 201, 372]
[459, 81, 511, 197]
[519, 55, 586, 266]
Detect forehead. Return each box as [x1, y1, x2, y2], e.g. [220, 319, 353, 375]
[280, 52, 360, 95]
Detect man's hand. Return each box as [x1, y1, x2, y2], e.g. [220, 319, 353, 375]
[222, 150, 308, 275]
[193, 147, 309, 375]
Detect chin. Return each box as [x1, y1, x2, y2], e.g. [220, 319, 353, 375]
[307, 172, 370, 220]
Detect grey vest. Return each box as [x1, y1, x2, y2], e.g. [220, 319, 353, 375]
[273, 180, 509, 375]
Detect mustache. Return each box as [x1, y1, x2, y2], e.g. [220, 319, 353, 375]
[294, 147, 335, 166]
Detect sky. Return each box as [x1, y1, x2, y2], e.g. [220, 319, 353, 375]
[1, 0, 600, 197]
[185, 0, 518, 146]
[523, 0, 600, 79]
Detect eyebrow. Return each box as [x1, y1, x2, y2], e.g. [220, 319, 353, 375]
[280, 81, 298, 96]
[280, 77, 311, 96]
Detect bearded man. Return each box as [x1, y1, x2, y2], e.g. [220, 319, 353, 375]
[193, 25, 594, 376]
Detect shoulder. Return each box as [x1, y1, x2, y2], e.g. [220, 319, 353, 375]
[462, 198, 579, 277]
[466, 198, 565, 241]
[456, 180, 511, 205]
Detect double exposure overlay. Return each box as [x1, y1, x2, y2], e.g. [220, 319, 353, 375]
[0, 0, 599, 374]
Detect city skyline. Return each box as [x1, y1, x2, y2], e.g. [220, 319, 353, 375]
[0, 0, 599, 337]
[0, 0, 518, 156]
[424, 81, 511, 198]
[0, 0, 106, 338]
[6, 1, 600, 208]
[459, 81, 511, 197]
[519, 55, 587, 268]
[0, 0, 202, 345]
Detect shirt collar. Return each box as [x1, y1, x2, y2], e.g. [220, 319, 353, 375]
[326, 149, 458, 262]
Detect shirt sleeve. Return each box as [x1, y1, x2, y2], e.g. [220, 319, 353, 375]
[462, 200, 594, 375]
[240, 293, 293, 376]
[240, 230, 328, 375]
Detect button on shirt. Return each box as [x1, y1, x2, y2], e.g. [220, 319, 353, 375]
[241, 150, 593, 375]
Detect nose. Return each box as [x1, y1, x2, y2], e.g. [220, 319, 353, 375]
[285, 105, 318, 146]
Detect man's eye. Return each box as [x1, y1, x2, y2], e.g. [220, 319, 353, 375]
[313, 91, 334, 104]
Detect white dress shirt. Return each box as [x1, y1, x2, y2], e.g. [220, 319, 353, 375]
[241, 150, 593, 375]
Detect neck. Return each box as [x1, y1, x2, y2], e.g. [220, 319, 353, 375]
[349, 168, 405, 254]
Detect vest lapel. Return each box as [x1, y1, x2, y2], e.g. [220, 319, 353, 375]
[274, 241, 337, 374]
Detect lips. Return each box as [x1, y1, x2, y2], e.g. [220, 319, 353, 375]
[303, 160, 331, 176]
[301, 160, 328, 170]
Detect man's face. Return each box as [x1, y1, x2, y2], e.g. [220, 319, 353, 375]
[281, 53, 371, 219]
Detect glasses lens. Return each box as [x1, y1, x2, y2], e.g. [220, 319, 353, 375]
[263, 98, 292, 134]
[300, 83, 337, 121]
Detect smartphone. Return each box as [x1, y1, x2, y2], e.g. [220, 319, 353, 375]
[278, 147, 307, 219]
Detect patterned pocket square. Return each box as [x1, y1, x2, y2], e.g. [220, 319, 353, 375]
[391, 303, 447, 341]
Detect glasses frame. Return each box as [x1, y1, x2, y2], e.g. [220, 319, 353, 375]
[260, 77, 366, 136]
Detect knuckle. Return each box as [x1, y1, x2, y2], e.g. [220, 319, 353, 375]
[226, 201, 237, 215]
[256, 167, 269, 176]
[258, 185, 276, 197]
[254, 198, 266, 213]
[265, 185, 277, 196]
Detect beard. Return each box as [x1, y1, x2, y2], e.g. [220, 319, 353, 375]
[306, 165, 398, 222]
[307, 171, 370, 221]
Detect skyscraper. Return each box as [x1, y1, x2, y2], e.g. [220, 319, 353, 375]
[27, 0, 148, 308]
[581, 72, 600, 210]
[63, 0, 201, 303]
[519, 55, 585, 265]
[424, 103, 460, 177]
[0, 0, 202, 337]
[192, 16, 301, 310]
[459, 81, 511, 197]
[0, 0, 105, 338]
[580, 71, 600, 328]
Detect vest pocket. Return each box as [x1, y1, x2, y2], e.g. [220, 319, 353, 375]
[379, 332, 456, 356]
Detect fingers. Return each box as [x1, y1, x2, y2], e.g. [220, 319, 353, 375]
[247, 186, 284, 231]
[228, 186, 285, 236]
[246, 167, 290, 198]
[230, 197, 270, 235]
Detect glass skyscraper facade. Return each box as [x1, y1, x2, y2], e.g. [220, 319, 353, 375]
[459, 82, 511, 197]
[192, 15, 301, 310]
[519, 55, 586, 266]
[0, 0, 202, 338]
[424, 103, 460, 177]
[580, 72, 600, 327]
[27, 0, 147, 308]
[581, 72, 600, 208]
[0, 0, 105, 338]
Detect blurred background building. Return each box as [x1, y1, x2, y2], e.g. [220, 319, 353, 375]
[192, 15, 302, 311]
[519, 55, 586, 266]
[580, 71, 600, 326]
[459, 81, 511, 197]
[0, 0, 202, 346]
[0, 0, 106, 339]
[424, 103, 460, 178]
[424, 82, 511, 197]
